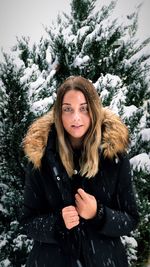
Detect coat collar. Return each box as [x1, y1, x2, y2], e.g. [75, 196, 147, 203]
[23, 108, 129, 168]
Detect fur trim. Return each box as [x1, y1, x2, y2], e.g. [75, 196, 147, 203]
[23, 108, 129, 167]
[23, 110, 54, 168]
[101, 108, 129, 159]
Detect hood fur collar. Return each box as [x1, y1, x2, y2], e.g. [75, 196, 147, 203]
[23, 108, 129, 168]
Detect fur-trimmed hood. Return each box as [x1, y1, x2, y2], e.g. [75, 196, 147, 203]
[23, 108, 129, 168]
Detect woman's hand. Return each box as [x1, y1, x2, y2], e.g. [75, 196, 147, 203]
[62, 205, 80, 230]
[75, 188, 97, 220]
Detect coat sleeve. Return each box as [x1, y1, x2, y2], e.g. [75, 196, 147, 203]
[88, 153, 140, 237]
[21, 163, 66, 244]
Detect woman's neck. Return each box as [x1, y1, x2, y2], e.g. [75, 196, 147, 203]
[69, 136, 83, 149]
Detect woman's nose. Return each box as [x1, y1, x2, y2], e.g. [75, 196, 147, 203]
[73, 111, 80, 121]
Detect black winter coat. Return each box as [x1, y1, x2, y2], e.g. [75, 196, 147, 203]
[21, 108, 139, 267]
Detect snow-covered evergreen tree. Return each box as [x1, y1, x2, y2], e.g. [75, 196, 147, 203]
[0, 53, 33, 266]
[0, 0, 149, 266]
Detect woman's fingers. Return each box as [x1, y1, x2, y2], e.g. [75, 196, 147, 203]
[62, 190, 97, 225]
[62, 205, 80, 229]
[75, 193, 83, 202]
[66, 220, 80, 230]
[75, 188, 97, 219]
[62, 205, 76, 211]
[77, 188, 88, 200]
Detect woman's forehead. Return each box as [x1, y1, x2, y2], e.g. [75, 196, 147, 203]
[62, 89, 86, 103]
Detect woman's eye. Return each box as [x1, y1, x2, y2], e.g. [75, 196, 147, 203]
[80, 106, 88, 113]
[62, 107, 72, 112]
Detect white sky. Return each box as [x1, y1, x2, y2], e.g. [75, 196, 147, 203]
[0, 0, 149, 61]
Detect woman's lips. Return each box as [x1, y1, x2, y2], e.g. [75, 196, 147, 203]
[71, 125, 83, 128]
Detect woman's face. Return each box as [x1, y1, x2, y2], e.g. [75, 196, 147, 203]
[62, 90, 91, 148]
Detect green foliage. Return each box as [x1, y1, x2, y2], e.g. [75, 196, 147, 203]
[0, 54, 34, 266]
[132, 169, 150, 267]
[0, 54, 33, 178]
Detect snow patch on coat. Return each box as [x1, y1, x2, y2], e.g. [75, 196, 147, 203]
[23, 108, 129, 168]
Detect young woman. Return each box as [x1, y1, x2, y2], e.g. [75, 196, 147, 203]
[22, 76, 139, 267]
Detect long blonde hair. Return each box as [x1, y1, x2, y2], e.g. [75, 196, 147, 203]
[54, 76, 103, 178]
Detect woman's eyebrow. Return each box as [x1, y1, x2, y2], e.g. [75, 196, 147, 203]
[62, 103, 71, 105]
[80, 103, 87, 105]
[62, 102, 87, 105]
